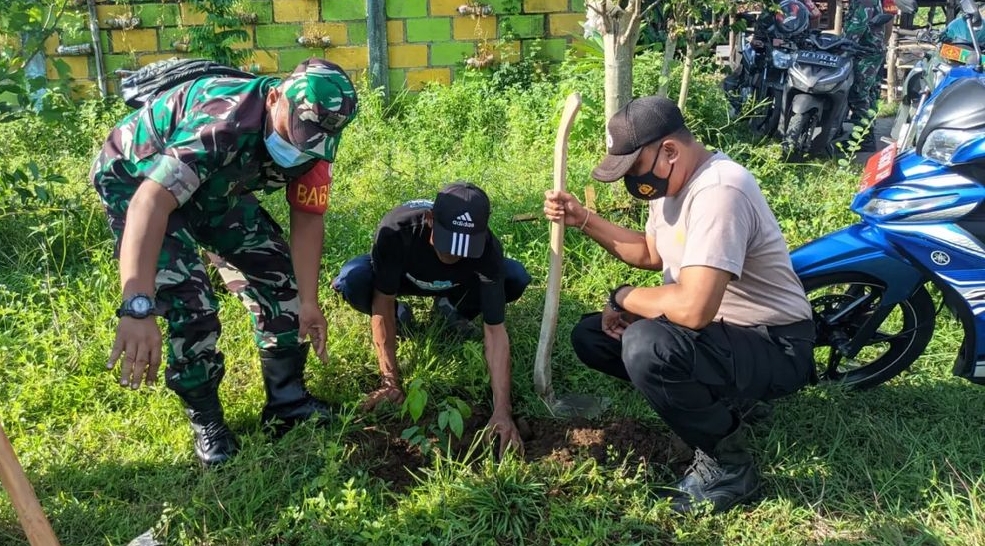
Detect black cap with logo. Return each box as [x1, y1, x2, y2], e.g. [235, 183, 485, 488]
[431, 182, 490, 259]
[591, 96, 686, 182]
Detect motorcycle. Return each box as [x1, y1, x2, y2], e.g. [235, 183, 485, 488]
[724, 0, 813, 137]
[892, 3, 985, 150]
[778, 17, 893, 158]
[791, 24, 985, 388]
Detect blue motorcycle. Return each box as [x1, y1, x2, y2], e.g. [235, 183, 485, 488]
[792, 56, 985, 388]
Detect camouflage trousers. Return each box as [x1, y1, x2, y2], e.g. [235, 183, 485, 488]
[849, 53, 885, 123]
[95, 180, 301, 392]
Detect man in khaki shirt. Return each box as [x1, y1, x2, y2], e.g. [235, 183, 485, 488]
[543, 96, 815, 514]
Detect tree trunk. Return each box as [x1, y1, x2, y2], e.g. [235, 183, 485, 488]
[678, 23, 695, 111]
[728, 13, 738, 66]
[658, 28, 677, 97]
[588, 0, 643, 119]
[602, 30, 635, 119]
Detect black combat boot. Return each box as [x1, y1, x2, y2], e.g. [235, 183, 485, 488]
[669, 426, 761, 514]
[171, 369, 240, 467]
[259, 343, 332, 436]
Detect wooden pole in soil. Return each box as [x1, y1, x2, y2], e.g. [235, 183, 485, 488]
[0, 423, 60, 546]
[533, 93, 582, 404]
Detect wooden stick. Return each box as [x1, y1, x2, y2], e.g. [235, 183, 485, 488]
[0, 423, 61, 546]
[534, 93, 582, 402]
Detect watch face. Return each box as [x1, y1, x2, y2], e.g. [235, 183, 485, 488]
[130, 296, 153, 315]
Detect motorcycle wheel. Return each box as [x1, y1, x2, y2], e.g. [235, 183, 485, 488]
[748, 89, 780, 138]
[802, 273, 936, 389]
[746, 75, 777, 138]
[784, 111, 817, 156]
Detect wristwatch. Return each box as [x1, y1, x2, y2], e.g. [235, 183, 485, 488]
[117, 293, 156, 319]
[608, 284, 632, 313]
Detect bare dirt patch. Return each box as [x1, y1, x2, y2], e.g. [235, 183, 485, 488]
[347, 413, 693, 490]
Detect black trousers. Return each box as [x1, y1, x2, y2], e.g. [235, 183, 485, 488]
[571, 313, 815, 452]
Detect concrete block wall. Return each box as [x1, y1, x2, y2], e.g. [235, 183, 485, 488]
[41, 0, 587, 97]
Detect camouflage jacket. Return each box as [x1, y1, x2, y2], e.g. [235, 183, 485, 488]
[844, 0, 885, 49]
[90, 76, 313, 212]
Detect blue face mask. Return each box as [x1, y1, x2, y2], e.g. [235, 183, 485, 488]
[264, 101, 313, 168]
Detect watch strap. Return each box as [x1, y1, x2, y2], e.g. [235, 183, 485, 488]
[608, 284, 632, 313]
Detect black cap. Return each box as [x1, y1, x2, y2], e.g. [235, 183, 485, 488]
[432, 182, 490, 259]
[591, 96, 686, 182]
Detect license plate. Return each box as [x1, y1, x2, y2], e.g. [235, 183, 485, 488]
[798, 51, 840, 68]
[860, 143, 896, 191]
[940, 43, 973, 64]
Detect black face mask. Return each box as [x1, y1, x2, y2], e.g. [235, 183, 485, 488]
[623, 149, 674, 201]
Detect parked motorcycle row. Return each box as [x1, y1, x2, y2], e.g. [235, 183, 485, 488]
[724, 0, 893, 157]
[780, 0, 985, 390]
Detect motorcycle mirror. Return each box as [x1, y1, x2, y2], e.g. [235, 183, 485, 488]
[959, 0, 979, 17]
[968, 49, 983, 68]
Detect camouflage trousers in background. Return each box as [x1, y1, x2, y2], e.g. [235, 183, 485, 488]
[843, 0, 886, 124]
[849, 54, 885, 124]
[95, 183, 301, 392]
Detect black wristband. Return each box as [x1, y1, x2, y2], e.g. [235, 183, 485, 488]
[608, 284, 632, 313]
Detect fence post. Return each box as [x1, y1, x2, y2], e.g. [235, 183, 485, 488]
[886, 16, 899, 103]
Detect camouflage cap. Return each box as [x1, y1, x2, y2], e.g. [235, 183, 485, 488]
[279, 58, 358, 162]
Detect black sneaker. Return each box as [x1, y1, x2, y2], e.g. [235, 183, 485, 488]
[432, 297, 481, 339]
[395, 300, 415, 338]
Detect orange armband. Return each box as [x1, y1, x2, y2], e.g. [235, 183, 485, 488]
[287, 160, 332, 214]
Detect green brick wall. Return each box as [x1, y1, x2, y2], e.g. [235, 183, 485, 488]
[41, 0, 588, 96]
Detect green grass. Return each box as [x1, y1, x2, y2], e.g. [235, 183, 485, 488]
[1, 53, 984, 545]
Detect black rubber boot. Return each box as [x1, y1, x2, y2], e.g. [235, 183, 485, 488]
[669, 426, 761, 514]
[259, 343, 332, 436]
[172, 370, 240, 467]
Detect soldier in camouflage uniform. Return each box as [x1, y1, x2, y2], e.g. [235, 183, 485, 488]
[844, 0, 887, 151]
[90, 58, 358, 466]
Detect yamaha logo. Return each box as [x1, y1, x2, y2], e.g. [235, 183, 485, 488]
[931, 250, 950, 266]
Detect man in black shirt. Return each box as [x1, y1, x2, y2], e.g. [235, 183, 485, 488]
[332, 182, 531, 455]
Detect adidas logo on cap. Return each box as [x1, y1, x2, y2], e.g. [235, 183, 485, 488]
[452, 212, 474, 228]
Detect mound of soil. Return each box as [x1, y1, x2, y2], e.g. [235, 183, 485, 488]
[346, 412, 693, 491]
[347, 425, 428, 491]
[520, 416, 693, 471]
